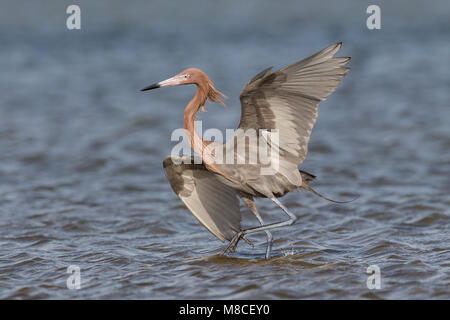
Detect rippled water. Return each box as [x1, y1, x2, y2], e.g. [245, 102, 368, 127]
[0, 1, 449, 299]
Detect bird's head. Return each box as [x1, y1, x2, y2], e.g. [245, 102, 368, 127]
[141, 68, 226, 108]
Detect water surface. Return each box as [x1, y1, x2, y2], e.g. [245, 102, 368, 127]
[0, 0, 449, 299]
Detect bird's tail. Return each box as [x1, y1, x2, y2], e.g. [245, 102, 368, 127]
[299, 170, 357, 204]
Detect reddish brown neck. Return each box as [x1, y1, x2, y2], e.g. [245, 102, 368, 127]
[183, 85, 208, 159]
[182, 82, 234, 182]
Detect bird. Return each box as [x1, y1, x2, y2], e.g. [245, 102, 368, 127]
[141, 42, 351, 259]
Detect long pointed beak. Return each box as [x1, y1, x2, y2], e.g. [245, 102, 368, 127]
[140, 75, 183, 92]
[140, 83, 160, 91]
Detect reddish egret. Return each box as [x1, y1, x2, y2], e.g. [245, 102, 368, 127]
[141, 43, 351, 258]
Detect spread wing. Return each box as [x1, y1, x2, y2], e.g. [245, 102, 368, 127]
[162, 155, 241, 242]
[238, 42, 350, 170]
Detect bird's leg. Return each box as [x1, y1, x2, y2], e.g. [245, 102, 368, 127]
[222, 232, 252, 254]
[222, 197, 295, 257]
[238, 193, 273, 259]
[234, 198, 297, 252]
[251, 209, 273, 259]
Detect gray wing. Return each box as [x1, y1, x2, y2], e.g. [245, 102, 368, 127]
[238, 42, 350, 174]
[162, 155, 241, 242]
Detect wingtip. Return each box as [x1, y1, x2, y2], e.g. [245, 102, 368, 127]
[324, 42, 343, 57]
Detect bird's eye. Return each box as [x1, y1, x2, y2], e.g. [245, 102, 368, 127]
[184, 74, 189, 78]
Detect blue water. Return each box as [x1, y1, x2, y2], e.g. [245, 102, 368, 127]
[0, 0, 449, 299]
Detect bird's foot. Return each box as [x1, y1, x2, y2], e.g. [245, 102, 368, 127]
[222, 231, 253, 255]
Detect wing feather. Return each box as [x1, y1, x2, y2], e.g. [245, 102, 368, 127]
[215, 43, 351, 198]
[163, 155, 241, 242]
[239, 42, 350, 168]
